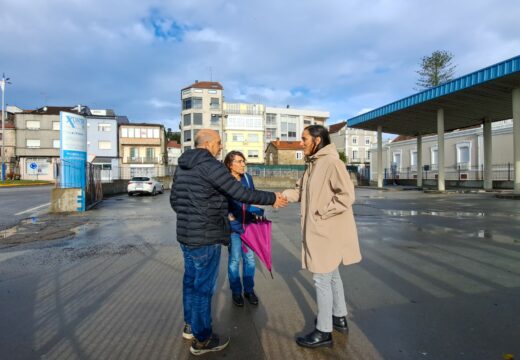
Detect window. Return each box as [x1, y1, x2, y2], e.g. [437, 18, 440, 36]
[457, 142, 471, 169]
[352, 137, 358, 145]
[392, 152, 401, 169]
[193, 113, 203, 125]
[265, 128, 276, 140]
[211, 114, 220, 125]
[296, 151, 303, 160]
[248, 150, 259, 158]
[431, 146, 438, 166]
[184, 130, 192, 142]
[141, 129, 148, 138]
[146, 148, 155, 159]
[352, 150, 359, 160]
[365, 138, 371, 145]
[208, 89, 217, 94]
[98, 141, 112, 150]
[366, 150, 371, 160]
[248, 134, 259, 143]
[147, 128, 154, 138]
[210, 98, 220, 109]
[154, 129, 160, 138]
[26, 139, 41, 148]
[183, 114, 191, 126]
[98, 123, 111, 132]
[102, 164, 112, 170]
[182, 89, 191, 96]
[232, 133, 244, 142]
[128, 128, 135, 138]
[281, 115, 298, 140]
[53, 140, 60, 148]
[266, 113, 277, 126]
[304, 120, 311, 125]
[52, 122, 60, 130]
[182, 98, 192, 110]
[26, 120, 40, 130]
[130, 147, 138, 159]
[410, 150, 417, 166]
[194, 89, 203, 93]
[192, 97, 203, 109]
[122, 128, 128, 137]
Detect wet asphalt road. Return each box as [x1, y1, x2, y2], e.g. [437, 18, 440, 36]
[0, 185, 52, 230]
[0, 188, 519, 359]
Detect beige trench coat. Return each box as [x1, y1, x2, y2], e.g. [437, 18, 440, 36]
[283, 143, 362, 274]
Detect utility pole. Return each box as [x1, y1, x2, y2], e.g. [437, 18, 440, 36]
[1, 74, 11, 181]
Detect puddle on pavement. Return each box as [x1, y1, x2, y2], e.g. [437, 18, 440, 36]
[381, 209, 486, 218]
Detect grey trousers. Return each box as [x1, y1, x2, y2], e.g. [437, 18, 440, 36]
[313, 268, 348, 333]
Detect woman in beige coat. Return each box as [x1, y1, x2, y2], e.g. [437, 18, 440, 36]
[283, 125, 362, 348]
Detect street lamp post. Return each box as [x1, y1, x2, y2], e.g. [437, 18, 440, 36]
[1, 74, 11, 181]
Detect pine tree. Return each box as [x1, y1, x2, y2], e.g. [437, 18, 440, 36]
[416, 50, 456, 89]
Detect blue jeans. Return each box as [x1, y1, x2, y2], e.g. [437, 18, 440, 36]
[181, 244, 221, 342]
[228, 232, 255, 295]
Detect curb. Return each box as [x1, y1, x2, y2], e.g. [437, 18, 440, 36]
[0, 182, 53, 187]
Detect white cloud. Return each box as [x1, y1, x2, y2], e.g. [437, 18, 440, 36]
[0, 0, 518, 128]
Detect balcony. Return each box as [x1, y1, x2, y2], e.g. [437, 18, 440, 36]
[125, 157, 159, 164]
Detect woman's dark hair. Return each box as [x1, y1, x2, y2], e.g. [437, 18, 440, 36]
[305, 124, 331, 156]
[224, 150, 246, 171]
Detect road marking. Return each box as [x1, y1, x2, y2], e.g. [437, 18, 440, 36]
[14, 202, 51, 216]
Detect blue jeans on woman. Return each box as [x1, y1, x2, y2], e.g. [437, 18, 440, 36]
[228, 232, 255, 295]
[181, 243, 221, 341]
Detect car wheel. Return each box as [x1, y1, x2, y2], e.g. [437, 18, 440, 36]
[160, 186, 164, 194]
[152, 187, 157, 196]
[128, 192, 132, 196]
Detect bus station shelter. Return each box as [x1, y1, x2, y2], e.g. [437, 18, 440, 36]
[347, 55, 520, 194]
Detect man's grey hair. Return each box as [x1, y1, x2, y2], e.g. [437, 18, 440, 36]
[195, 129, 218, 147]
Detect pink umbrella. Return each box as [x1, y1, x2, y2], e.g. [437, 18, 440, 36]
[240, 220, 273, 278]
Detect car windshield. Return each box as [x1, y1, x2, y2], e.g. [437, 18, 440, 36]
[131, 177, 150, 181]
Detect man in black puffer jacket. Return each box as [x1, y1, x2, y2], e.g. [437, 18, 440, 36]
[170, 129, 287, 356]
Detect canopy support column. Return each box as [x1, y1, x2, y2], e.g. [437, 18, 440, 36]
[416, 135, 423, 188]
[483, 118, 493, 191]
[437, 109, 445, 192]
[377, 126, 383, 188]
[513, 88, 520, 194]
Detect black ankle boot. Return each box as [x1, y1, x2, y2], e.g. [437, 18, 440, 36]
[296, 329, 332, 348]
[333, 315, 349, 333]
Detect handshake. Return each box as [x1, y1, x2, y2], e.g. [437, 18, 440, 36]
[273, 192, 288, 209]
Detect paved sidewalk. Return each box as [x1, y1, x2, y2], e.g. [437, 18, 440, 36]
[0, 189, 519, 359]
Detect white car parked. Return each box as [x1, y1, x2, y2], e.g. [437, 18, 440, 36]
[127, 177, 164, 196]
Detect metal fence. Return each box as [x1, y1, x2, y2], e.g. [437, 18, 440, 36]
[384, 163, 515, 181]
[55, 159, 103, 208]
[247, 165, 306, 179]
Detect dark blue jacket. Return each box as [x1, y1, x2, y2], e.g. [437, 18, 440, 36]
[228, 173, 265, 234]
[170, 149, 275, 247]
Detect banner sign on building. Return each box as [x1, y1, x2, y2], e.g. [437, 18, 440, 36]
[60, 111, 87, 210]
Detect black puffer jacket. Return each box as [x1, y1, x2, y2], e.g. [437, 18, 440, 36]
[170, 148, 276, 247]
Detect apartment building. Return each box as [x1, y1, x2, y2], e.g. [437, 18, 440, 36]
[222, 103, 265, 164]
[87, 109, 128, 181]
[180, 81, 224, 151]
[167, 140, 181, 165]
[264, 107, 329, 146]
[14, 106, 87, 181]
[369, 120, 514, 181]
[0, 112, 17, 176]
[329, 121, 377, 165]
[119, 123, 167, 178]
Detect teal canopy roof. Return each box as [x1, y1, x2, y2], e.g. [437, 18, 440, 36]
[347, 55, 520, 135]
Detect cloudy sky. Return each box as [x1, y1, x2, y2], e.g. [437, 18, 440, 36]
[1, 0, 519, 132]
